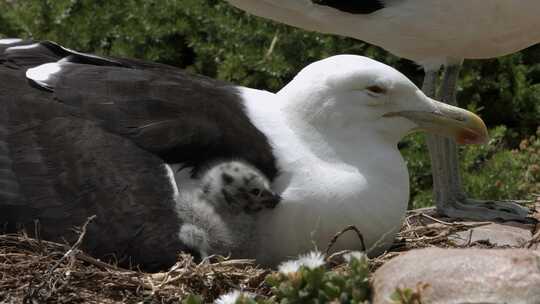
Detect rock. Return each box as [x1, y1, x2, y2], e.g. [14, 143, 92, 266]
[448, 222, 532, 247]
[372, 248, 540, 304]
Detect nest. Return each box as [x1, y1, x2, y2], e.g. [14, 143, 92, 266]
[0, 217, 270, 303]
[1, 201, 538, 303]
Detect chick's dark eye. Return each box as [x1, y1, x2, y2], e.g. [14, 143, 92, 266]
[250, 188, 261, 195]
[366, 85, 386, 95]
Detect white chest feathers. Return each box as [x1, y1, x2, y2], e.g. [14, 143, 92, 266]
[237, 85, 411, 266]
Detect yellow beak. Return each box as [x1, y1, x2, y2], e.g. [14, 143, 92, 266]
[384, 98, 489, 145]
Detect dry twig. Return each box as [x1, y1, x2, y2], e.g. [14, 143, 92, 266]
[325, 225, 366, 256]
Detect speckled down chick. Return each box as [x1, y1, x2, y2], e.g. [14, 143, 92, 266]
[175, 161, 281, 259]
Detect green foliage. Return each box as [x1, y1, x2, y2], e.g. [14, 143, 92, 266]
[1, 0, 198, 67]
[464, 126, 540, 197]
[390, 284, 428, 304]
[404, 127, 540, 209]
[182, 294, 204, 304]
[460, 53, 540, 137]
[265, 253, 370, 304]
[186, 253, 370, 303]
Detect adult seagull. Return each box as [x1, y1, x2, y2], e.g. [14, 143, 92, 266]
[0, 39, 487, 268]
[225, 0, 540, 221]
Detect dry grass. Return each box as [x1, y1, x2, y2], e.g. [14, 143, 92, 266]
[1, 202, 538, 303]
[371, 202, 539, 270]
[0, 228, 269, 303]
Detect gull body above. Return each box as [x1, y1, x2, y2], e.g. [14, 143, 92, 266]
[225, 0, 540, 68]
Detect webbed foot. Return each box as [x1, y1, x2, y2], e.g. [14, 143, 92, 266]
[438, 197, 533, 223]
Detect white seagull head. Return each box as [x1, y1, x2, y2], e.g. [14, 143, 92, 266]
[278, 55, 488, 150]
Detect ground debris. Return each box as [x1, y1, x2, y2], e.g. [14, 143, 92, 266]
[0, 234, 270, 303]
[1, 206, 537, 303]
[370, 207, 537, 271]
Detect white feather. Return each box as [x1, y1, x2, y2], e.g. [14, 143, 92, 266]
[0, 38, 23, 45]
[26, 62, 62, 86]
[6, 43, 39, 51]
[239, 55, 418, 265]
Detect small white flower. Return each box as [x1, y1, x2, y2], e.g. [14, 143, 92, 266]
[296, 251, 325, 270]
[278, 251, 325, 275]
[343, 251, 367, 263]
[214, 290, 254, 304]
[278, 259, 301, 274]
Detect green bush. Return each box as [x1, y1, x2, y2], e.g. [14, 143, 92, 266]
[266, 252, 370, 303]
[403, 126, 540, 209]
[191, 252, 370, 304]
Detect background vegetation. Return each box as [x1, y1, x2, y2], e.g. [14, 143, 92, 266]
[1, 0, 539, 208]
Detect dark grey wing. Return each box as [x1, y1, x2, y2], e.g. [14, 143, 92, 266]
[23, 41, 278, 179]
[311, 0, 386, 14]
[0, 56, 192, 269]
[2, 114, 190, 271]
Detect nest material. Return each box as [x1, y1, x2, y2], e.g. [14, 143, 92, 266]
[370, 202, 540, 270]
[0, 218, 269, 303]
[1, 201, 538, 303]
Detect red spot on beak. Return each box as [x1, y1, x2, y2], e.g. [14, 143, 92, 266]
[456, 129, 488, 145]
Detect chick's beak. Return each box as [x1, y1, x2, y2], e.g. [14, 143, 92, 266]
[260, 190, 281, 209]
[384, 97, 489, 145]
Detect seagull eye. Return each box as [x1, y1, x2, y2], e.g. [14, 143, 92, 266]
[366, 85, 386, 95]
[250, 188, 261, 196]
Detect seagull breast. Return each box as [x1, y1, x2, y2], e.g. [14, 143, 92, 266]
[238, 55, 487, 265]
